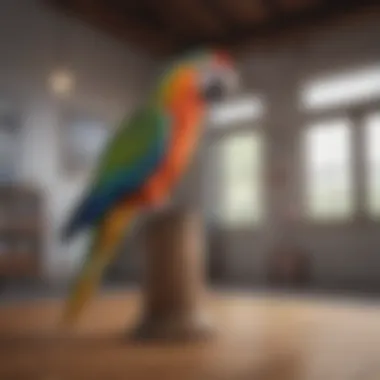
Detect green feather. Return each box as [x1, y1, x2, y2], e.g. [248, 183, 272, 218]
[91, 105, 169, 189]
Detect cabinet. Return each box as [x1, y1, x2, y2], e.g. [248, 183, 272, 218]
[0, 186, 42, 278]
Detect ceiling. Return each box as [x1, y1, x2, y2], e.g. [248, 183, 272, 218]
[47, 0, 379, 57]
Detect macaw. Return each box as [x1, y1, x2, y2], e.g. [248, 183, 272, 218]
[60, 49, 237, 325]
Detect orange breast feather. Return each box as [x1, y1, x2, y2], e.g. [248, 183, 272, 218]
[140, 100, 204, 206]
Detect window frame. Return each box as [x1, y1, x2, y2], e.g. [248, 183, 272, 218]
[205, 121, 266, 231]
[299, 115, 355, 225]
[298, 101, 380, 228]
[361, 109, 380, 221]
[300, 65, 380, 112]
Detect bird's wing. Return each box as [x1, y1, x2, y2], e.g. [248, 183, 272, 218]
[62, 106, 170, 239]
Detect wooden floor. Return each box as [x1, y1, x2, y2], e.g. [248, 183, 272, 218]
[0, 291, 380, 380]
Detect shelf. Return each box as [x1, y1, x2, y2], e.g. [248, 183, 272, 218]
[0, 254, 38, 276]
[0, 224, 40, 234]
[0, 184, 42, 278]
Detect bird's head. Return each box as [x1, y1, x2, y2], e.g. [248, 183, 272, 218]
[155, 49, 238, 109]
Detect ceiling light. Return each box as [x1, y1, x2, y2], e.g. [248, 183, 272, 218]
[48, 69, 75, 97]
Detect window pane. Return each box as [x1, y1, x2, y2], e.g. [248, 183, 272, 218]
[301, 65, 380, 111]
[303, 120, 353, 220]
[365, 113, 380, 216]
[216, 131, 263, 225]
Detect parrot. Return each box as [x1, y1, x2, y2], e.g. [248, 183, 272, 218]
[60, 49, 237, 326]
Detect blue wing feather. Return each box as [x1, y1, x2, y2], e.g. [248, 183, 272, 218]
[62, 109, 170, 240]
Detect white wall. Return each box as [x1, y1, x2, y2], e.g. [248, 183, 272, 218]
[201, 9, 380, 290]
[0, 0, 155, 281]
[2, 0, 379, 289]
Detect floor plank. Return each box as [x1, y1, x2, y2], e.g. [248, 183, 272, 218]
[0, 291, 379, 380]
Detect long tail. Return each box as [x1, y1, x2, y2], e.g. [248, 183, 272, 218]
[60, 202, 139, 327]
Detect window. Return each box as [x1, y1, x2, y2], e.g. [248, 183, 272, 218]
[301, 65, 380, 111]
[0, 108, 20, 183]
[365, 113, 380, 217]
[209, 95, 264, 126]
[303, 119, 353, 221]
[61, 107, 109, 175]
[216, 131, 263, 226]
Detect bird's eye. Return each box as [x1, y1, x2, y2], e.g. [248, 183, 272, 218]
[199, 66, 224, 90]
[200, 70, 225, 103]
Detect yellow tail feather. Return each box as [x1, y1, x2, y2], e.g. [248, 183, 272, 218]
[60, 203, 138, 327]
[61, 255, 109, 326]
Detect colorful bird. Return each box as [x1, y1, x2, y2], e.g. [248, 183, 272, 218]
[60, 49, 237, 325]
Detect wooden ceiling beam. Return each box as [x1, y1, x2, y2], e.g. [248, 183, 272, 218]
[47, 0, 175, 56]
[196, 0, 379, 53]
[76, 0, 175, 54]
[46, 0, 376, 58]
[107, 0, 173, 37]
[215, 0, 269, 25]
[276, 0, 321, 13]
[147, 0, 198, 41]
[156, 0, 226, 40]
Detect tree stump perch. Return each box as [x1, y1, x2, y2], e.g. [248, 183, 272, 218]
[131, 208, 213, 341]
